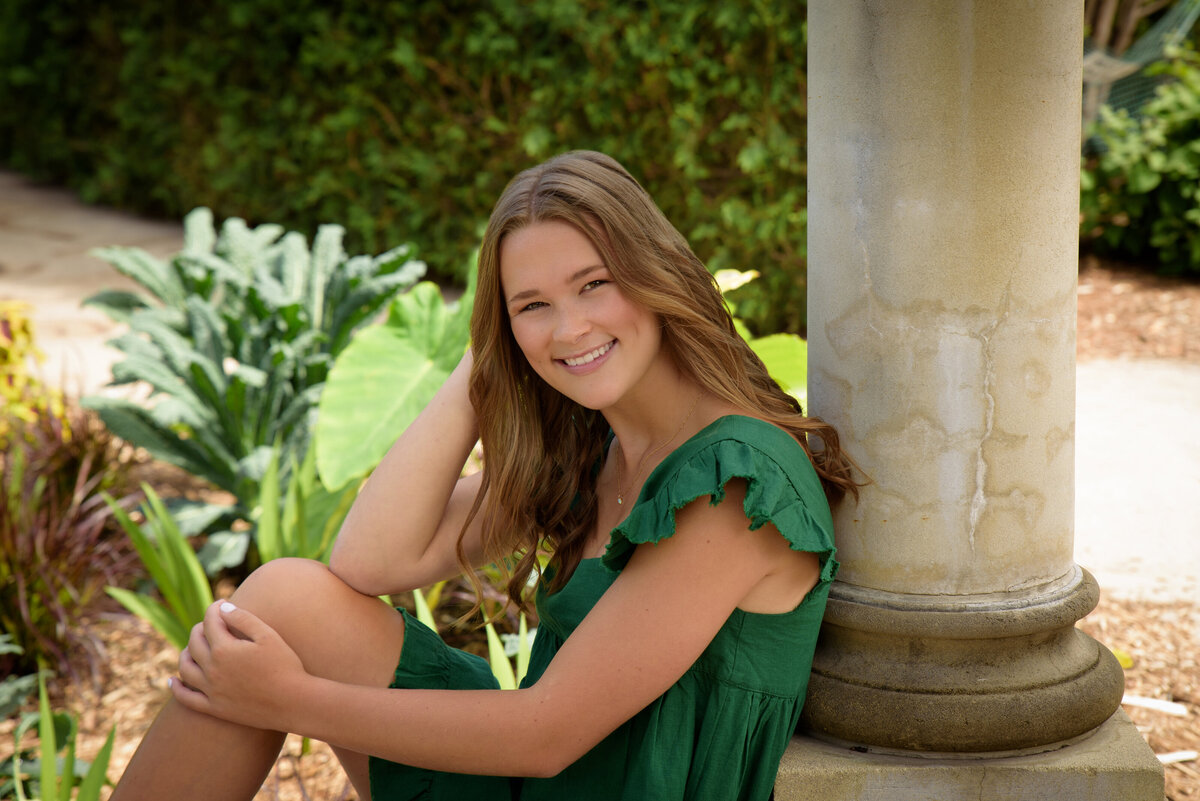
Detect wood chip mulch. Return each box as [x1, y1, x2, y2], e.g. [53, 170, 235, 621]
[1078, 254, 1200, 363]
[1080, 595, 1200, 800]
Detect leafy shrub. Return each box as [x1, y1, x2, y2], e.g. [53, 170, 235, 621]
[254, 441, 357, 565]
[84, 208, 423, 571]
[1081, 46, 1200, 276]
[0, 403, 141, 687]
[2, 672, 114, 801]
[0, 302, 67, 450]
[0, 0, 811, 335]
[0, 635, 38, 719]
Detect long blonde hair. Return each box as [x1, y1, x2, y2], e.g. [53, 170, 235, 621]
[462, 151, 857, 613]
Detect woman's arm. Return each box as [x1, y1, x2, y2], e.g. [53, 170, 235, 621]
[175, 481, 818, 777]
[327, 350, 489, 596]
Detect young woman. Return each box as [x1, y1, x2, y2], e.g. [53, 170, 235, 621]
[112, 150, 858, 801]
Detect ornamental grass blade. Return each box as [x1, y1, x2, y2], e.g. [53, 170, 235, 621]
[516, 614, 531, 686]
[412, 588, 437, 631]
[56, 713, 75, 801]
[485, 622, 517, 691]
[103, 493, 186, 617]
[283, 458, 308, 558]
[75, 726, 114, 801]
[143, 486, 213, 623]
[104, 588, 189, 650]
[256, 444, 283, 564]
[37, 674, 57, 801]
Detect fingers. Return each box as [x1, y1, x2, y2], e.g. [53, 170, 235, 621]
[168, 674, 209, 711]
[180, 603, 238, 693]
[214, 600, 273, 644]
[178, 643, 205, 692]
[202, 600, 234, 649]
[187, 620, 210, 662]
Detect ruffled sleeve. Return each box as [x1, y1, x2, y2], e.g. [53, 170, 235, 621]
[601, 416, 838, 584]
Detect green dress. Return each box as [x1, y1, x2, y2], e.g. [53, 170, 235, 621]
[369, 415, 837, 801]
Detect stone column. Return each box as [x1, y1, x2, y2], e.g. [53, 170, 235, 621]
[803, 0, 1123, 753]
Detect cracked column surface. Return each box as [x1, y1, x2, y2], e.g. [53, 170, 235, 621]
[804, 0, 1124, 752]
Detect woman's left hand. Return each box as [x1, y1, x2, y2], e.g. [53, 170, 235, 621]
[172, 600, 306, 731]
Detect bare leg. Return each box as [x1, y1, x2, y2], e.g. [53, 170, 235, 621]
[112, 558, 405, 801]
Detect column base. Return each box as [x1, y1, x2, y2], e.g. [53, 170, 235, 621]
[774, 710, 1164, 801]
[803, 567, 1126, 751]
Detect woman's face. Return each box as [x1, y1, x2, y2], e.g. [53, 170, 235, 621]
[499, 220, 665, 411]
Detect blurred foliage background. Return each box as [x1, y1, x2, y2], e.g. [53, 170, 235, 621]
[6, 0, 1200, 328]
[0, 0, 810, 335]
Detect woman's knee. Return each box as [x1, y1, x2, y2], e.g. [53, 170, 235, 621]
[231, 558, 336, 614]
[229, 558, 404, 686]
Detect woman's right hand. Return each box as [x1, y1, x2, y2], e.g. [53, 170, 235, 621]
[327, 348, 487, 596]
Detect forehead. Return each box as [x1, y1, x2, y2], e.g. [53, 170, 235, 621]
[499, 220, 605, 291]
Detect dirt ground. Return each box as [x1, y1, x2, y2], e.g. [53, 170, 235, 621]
[3, 255, 1199, 800]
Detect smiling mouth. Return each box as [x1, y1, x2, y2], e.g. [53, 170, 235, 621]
[561, 341, 615, 367]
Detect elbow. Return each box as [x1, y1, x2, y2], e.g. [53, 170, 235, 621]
[520, 715, 589, 779]
[326, 542, 359, 585]
[327, 543, 389, 597]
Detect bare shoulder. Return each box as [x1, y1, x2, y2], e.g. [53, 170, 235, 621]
[669, 479, 820, 614]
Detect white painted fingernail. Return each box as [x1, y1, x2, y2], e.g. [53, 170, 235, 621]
[220, 602, 236, 613]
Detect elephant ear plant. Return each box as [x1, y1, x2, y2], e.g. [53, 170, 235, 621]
[83, 208, 425, 572]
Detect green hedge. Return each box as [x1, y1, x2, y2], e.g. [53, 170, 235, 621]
[1082, 47, 1200, 277]
[0, 1, 810, 333]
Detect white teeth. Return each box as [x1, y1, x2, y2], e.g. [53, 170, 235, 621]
[563, 341, 613, 367]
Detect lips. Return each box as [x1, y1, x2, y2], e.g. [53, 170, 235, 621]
[560, 340, 615, 367]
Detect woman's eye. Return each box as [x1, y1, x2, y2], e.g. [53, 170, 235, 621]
[519, 301, 546, 313]
[583, 279, 609, 291]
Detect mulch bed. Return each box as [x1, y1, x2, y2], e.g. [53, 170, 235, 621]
[1078, 254, 1200, 363]
[3, 255, 1198, 800]
[1080, 596, 1200, 800]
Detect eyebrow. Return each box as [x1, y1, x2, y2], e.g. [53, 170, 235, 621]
[506, 264, 607, 305]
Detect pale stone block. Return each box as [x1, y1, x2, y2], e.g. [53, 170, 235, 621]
[775, 710, 1164, 801]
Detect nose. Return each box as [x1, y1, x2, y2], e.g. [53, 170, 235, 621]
[553, 303, 590, 343]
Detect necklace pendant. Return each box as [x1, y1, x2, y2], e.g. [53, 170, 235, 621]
[617, 496, 623, 505]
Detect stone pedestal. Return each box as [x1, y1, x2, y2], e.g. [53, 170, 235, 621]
[801, 2, 1162, 795]
[775, 711, 1164, 801]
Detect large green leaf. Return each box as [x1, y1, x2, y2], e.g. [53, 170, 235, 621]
[748, 333, 808, 406]
[164, 498, 236, 537]
[196, 531, 250, 575]
[315, 282, 471, 490]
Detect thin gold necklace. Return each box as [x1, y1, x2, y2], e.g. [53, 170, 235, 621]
[615, 393, 702, 506]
